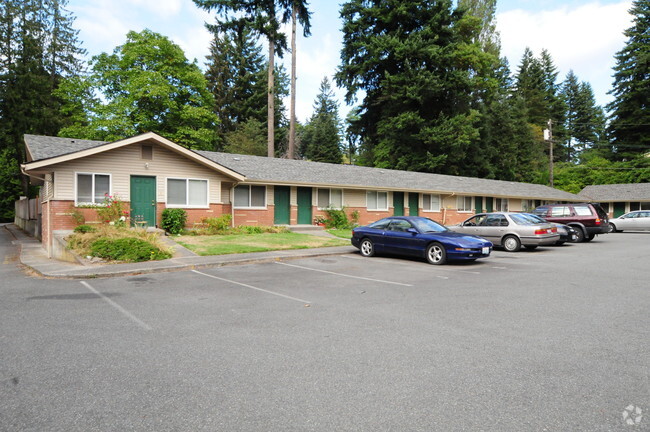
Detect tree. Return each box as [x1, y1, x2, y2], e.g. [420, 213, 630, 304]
[560, 71, 607, 162]
[457, 0, 500, 56]
[194, 0, 301, 158]
[607, 0, 650, 160]
[301, 77, 342, 163]
[287, 1, 311, 159]
[223, 118, 267, 156]
[336, 0, 498, 175]
[205, 24, 268, 146]
[57, 30, 219, 150]
[0, 0, 85, 218]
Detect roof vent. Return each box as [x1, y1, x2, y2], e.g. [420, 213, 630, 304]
[233, 157, 240, 161]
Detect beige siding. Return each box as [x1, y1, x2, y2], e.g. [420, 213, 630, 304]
[442, 195, 456, 209]
[50, 144, 232, 204]
[221, 182, 232, 205]
[344, 189, 366, 207]
[509, 199, 523, 212]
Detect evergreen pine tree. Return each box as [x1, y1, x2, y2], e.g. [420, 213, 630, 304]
[607, 0, 650, 160]
[301, 77, 342, 164]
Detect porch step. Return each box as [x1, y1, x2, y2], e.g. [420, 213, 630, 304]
[285, 225, 324, 232]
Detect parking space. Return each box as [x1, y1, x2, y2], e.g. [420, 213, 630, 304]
[2, 232, 649, 431]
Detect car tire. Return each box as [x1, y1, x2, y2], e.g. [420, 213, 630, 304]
[425, 242, 447, 265]
[502, 235, 521, 252]
[359, 238, 375, 257]
[524, 245, 538, 250]
[609, 223, 621, 233]
[572, 227, 585, 242]
[584, 234, 596, 242]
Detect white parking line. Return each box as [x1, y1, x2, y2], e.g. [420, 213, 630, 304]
[340, 254, 481, 274]
[192, 270, 311, 305]
[80, 281, 152, 331]
[276, 262, 413, 286]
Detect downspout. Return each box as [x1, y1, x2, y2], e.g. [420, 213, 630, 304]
[230, 181, 240, 228]
[21, 166, 53, 258]
[441, 192, 456, 225]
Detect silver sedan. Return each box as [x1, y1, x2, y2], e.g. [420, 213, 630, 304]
[450, 212, 560, 252]
[608, 210, 650, 232]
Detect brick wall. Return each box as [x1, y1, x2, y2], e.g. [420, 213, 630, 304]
[233, 207, 275, 226]
[156, 203, 230, 228]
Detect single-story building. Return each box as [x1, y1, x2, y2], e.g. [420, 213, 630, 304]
[21, 132, 582, 256]
[579, 183, 650, 217]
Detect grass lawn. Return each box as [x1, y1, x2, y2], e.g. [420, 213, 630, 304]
[326, 229, 353, 239]
[175, 232, 349, 256]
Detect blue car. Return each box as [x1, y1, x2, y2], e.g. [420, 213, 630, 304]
[351, 216, 493, 265]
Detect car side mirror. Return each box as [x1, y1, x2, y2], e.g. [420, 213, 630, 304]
[407, 228, 418, 234]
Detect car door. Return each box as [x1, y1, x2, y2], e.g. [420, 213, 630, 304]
[453, 214, 485, 236]
[476, 214, 508, 244]
[641, 212, 650, 230]
[364, 218, 392, 252]
[617, 212, 636, 230]
[384, 219, 423, 256]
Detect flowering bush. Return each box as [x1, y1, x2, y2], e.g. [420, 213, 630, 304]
[95, 194, 129, 227]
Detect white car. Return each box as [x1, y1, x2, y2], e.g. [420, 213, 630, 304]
[608, 211, 650, 232]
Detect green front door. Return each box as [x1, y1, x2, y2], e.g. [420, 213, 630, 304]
[393, 192, 404, 216]
[474, 196, 483, 214]
[408, 193, 419, 216]
[274, 186, 290, 224]
[130, 176, 156, 227]
[297, 187, 312, 225]
[614, 202, 626, 217]
[485, 197, 493, 213]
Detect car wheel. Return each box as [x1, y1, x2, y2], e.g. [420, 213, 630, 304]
[359, 238, 375, 257]
[524, 245, 538, 250]
[425, 242, 447, 265]
[502, 235, 521, 252]
[572, 227, 585, 242]
[607, 223, 616, 233]
[584, 234, 595, 242]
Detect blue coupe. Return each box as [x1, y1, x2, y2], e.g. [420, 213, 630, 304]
[351, 216, 493, 265]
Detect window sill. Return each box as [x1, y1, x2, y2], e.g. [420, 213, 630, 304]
[234, 206, 267, 210]
[166, 204, 210, 209]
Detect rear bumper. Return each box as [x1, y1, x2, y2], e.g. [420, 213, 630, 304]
[519, 234, 560, 246]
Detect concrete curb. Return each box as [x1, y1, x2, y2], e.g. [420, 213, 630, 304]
[3, 224, 357, 279]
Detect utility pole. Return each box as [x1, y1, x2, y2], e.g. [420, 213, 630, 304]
[545, 119, 554, 187]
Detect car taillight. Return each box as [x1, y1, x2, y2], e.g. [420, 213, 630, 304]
[595, 218, 601, 225]
[535, 228, 551, 235]
[551, 227, 558, 233]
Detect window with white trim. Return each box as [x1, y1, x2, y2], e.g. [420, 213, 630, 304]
[422, 194, 441, 212]
[234, 185, 266, 208]
[317, 188, 342, 209]
[495, 198, 509, 212]
[167, 178, 208, 207]
[76, 173, 110, 205]
[521, 199, 533, 212]
[366, 191, 388, 211]
[456, 196, 473, 212]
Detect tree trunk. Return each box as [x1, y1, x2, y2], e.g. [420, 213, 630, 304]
[267, 39, 275, 158]
[288, 4, 297, 159]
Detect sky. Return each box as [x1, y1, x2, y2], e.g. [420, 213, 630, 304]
[67, 0, 634, 123]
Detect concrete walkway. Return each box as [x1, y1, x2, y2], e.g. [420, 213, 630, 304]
[3, 224, 357, 279]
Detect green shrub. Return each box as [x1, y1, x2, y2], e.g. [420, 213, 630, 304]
[161, 208, 187, 234]
[90, 237, 172, 262]
[202, 214, 232, 233]
[73, 224, 96, 234]
[323, 207, 353, 229]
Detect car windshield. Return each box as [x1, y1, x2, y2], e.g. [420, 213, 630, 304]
[510, 213, 542, 225]
[411, 218, 448, 233]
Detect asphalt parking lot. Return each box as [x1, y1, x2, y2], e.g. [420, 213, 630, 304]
[1, 231, 648, 431]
